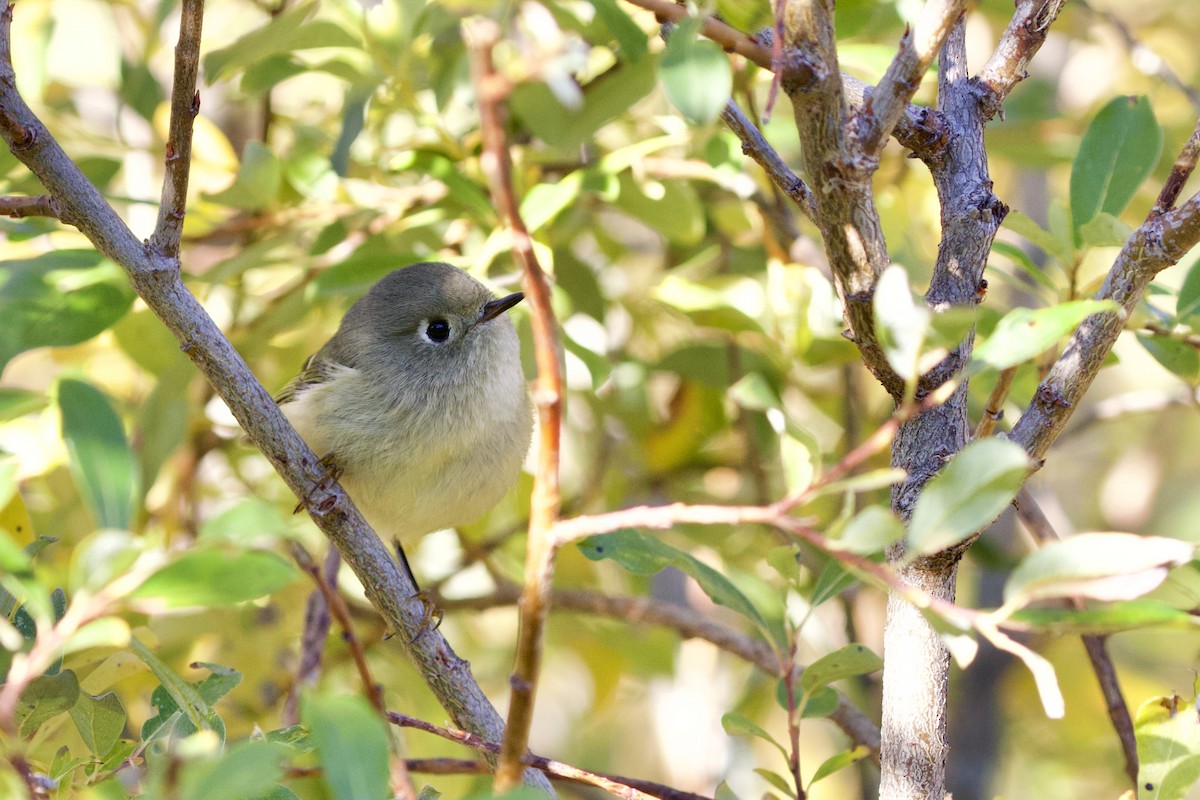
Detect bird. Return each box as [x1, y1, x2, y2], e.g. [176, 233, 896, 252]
[277, 262, 533, 546]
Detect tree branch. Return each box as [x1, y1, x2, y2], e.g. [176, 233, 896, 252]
[720, 99, 818, 223]
[464, 17, 564, 795]
[147, 0, 203, 257]
[1010, 121, 1200, 462]
[855, 0, 965, 158]
[975, 0, 1068, 120]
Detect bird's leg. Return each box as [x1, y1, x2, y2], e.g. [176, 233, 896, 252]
[293, 452, 344, 514]
[393, 539, 443, 642]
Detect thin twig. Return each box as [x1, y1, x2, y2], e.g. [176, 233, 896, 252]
[283, 546, 340, 726]
[720, 99, 817, 222]
[148, 0, 203, 258]
[974, 367, 1017, 439]
[1153, 116, 1200, 214]
[464, 17, 564, 794]
[855, 0, 965, 158]
[975, 0, 1068, 120]
[0, 193, 76, 224]
[388, 713, 707, 800]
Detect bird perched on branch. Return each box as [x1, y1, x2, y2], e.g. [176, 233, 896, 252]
[278, 262, 533, 547]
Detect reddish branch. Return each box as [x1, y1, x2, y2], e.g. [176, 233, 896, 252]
[465, 17, 565, 793]
[389, 713, 708, 800]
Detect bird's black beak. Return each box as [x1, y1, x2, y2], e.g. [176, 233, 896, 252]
[478, 292, 524, 323]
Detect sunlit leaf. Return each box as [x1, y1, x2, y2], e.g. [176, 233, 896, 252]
[205, 142, 283, 211]
[587, 0, 648, 61]
[837, 506, 904, 555]
[1011, 600, 1198, 634]
[579, 529, 776, 642]
[1002, 533, 1194, 611]
[907, 439, 1032, 556]
[0, 252, 134, 372]
[800, 643, 882, 693]
[722, 711, 787, 758]
[1136, 689, 1200, 800]
[874, 264, 930, 386]
[204, 4, 362, 83]
[810, 745, 871, 786]
[971, 300, 1117, 373]
[1136, 333, 1200, 383]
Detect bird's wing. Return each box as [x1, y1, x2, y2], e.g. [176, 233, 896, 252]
[275, 352, 347, 406]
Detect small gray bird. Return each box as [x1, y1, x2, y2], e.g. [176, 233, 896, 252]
[278, 262, 533, 544]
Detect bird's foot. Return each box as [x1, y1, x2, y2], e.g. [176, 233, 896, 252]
[293, 452, 344, 514]
[408, 589, 444, 643]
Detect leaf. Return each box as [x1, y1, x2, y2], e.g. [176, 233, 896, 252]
[1079, 211, 1134, 247]
[1002, 533, 1194, 611]
[133, 638, 218, 737]
[180, 740, 287, 800]
[721, 711, 787, 759]
[0, 388, 47, 423]
[659, 17, 731, 124]
[800, 643, 883, 693]
[1070, 95, 1162, 241]
[15, 671, 81, 737]
[907, 438, 1032, 556]
[587, 0, 648, 61]
[203, 4, 361, 83]
[1137, 333, 1200, 383]
[1011, 600, 1198, 634]
[205, 142, 283, 211]
[809, 561, 858, 608]
[989, 240, 1059, 294]
[809, 745, 871, 786]
[510, 56, 657, 150]
[836, 506, 905, 555]
[578, 529, 774, 640]
[0, 251, 134, 373]
[971, 300, 1117, 373]
[68, 690, 126, 757]
[1136, 690, 1200, 800]
[873, 264, 930, 386]
[303, 695, 390, 800]
[1176, 255, 1200, 324]
[132, 547, 296, 608]
[1003, 211, 1072, 265]
[58, 379, 139, 531]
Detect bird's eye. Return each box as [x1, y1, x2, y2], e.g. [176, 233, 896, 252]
[425, 319, 451, 342]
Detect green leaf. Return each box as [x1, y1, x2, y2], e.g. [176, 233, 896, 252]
[15, 670, 80, 737]
[837, 506, 904, 554]
[1070, 95, 1162, 241]
[579, 529, 774, 640]
[132, 638, 218, 737]
[989, 240, 1059, 294]
[800, 643, 882, 693]
[809, 745, 871, 786]
[1011, 599, 1198, 634]
[801, 685, 840, 718]
[0, 388, 47, 423]
[1003, 211, 1073, 265]
[1002, 533, 1194, 611]
[0, 251, 134, 372]
[180, 740, 287, 800]
[510, 56, 657, 150]
[874, 264, 930, 387]
[58, 379, 139, 531]
[69, 690, 126, 757]
[1078, 211, 1134, 247]
[133, 548, 296, 608]
[660, 17, 731, 124]
[907, 438, 1032, 556]
[1137, 333, 1200, 383]
[1176, 255, 1200, 324]
[809, 561, 858, 608]
[205, 142, 283, 211]
[63, 617, 131, 657]
[721, 711, 787, 759]
[303, 695, 390, 800]
[1136, 690, 1200, 800]
[971, 300, 1117, 373]
[587, 0, 648, 61]
[204, 4, 362, 83]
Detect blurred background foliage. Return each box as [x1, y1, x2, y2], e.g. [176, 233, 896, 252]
[2, 0, 1200, 797]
